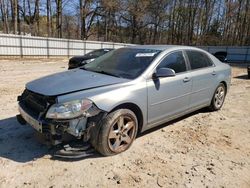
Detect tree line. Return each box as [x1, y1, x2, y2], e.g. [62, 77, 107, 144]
[0, 0, 249, 46]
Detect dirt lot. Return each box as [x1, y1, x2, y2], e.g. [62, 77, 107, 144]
[0, 59, 249, 188]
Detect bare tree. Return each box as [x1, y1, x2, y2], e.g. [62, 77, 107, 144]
[46, 0, 51, 37]
[79, 0, 100, 40]
[56, 0, 62, 38]
[35, 0, 39, 35]
[10, 0, 17, 34]
[0, 0, 10, 33]
[147, 0, 169, 44]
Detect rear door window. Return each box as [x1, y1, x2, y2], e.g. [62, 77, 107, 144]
[186, 50, 213, 70]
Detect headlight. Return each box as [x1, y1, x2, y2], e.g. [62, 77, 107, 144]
[46, 99, 100, 119]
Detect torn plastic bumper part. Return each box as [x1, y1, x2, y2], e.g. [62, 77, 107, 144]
[16, 114, 105, 159]
[53, 112, 107, 159]
[17, 100, 102, 140]
[17, 108, 106, 159]
[16, 88, 108, 158]
[53, 142, 96, 159]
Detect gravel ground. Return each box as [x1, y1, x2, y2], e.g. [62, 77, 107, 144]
[0, 59, 249, 188]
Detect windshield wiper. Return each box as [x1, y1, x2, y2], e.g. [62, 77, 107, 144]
[80, 67, 122, 78]
[94, 70, 121, 78]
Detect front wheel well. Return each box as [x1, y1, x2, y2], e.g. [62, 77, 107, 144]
[110, 103, 143, 135]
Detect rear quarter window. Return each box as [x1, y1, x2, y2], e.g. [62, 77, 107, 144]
[186, 50, 213, 70]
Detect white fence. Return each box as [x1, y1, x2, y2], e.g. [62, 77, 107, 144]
[0, 34, 132, 58]
[0, 34, 249, 63]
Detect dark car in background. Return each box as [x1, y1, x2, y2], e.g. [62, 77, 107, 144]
[68, 48, 113, 69]
[213, 51, 228, 62]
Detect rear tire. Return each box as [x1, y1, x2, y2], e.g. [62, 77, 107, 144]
[209, 83, 226, 111]
[93, 109, 138, 156]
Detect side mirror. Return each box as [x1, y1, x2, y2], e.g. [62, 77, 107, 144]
[153, 68, 176, 79]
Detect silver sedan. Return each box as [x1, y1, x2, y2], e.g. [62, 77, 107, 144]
[17, 45, 231, 156]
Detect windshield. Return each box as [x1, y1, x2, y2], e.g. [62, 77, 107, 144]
[83, 48, 162, 79]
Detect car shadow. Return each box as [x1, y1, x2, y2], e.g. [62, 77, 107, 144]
[0, 116, 101, 162]
[234, 75, 249, 80]
[0, 109, 207, 163]
[0, 116, 49, 163]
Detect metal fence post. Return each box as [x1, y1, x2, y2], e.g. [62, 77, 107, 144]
[67, 39, 70, 58]
[47, 37, 50, 58]
[19, 35, 23, 58]
[84, 41, 86, 54]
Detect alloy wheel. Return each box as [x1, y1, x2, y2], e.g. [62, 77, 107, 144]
[108, 115, 136, 153]
[214, 85, 225, 109]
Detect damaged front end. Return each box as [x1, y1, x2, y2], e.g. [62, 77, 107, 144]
[17, 89, 106, 157]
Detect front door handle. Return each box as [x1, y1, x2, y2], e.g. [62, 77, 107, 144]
[183, 77, 191, 82]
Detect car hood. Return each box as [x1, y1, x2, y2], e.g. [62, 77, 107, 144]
[26, 69, 129, 96]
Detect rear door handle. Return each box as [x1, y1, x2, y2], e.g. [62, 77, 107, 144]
[212, 71, 216, 76]
[183, 77, 191, 82]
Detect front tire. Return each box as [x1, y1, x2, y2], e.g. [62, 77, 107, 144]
[209, 83, 226, 111]
[94, 109, 138, 156]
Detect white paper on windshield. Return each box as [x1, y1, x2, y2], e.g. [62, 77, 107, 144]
[135, 53, 156, 57]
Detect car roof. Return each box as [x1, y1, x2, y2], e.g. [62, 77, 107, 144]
[102, 48, 114, 50]
[91, 48, 113, 52]
[127, 45, 201, 51]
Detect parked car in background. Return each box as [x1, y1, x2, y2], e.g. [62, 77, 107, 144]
[68, 48, 114, 69]
[213, 51, 228, 62]
[199, 46, 250, 64]
[17, 45, 231, 157]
